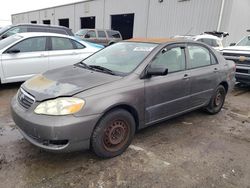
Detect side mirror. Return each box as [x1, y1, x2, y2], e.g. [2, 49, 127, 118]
[146, 66, 168, 78]
[85, 34, 90, 38]
[1, 34, 8, 39]
[6, 49, 20, 54]
[230, 43, 236, 46]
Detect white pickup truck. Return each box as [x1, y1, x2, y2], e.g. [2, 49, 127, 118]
[222, 33, 250, 84]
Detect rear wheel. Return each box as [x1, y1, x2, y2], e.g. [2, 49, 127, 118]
[91, 109, 135, 158]
[205, 85, 226, 114]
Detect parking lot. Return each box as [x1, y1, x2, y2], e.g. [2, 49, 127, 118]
[0, 83, 250, 188]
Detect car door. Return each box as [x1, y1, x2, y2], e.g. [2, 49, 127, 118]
[1, 36, 49, 83]
[48, 37, 87, 70]
[144, 44, 191, 125]
[186, 44, 220, 108]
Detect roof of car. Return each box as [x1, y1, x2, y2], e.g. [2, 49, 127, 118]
[193, 34, 222, 40]
[17, 32, 71, 38]
[126, 38, 177, 44]
[14, 23, 70, 29]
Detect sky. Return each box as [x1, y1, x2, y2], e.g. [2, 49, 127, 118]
[0, 0, 81, 26]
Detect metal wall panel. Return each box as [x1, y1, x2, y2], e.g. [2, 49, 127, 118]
[39, 8, 56, 25]
[12, 13, 29, 24]
[54, 4, 75, 30]
[147, 0, 222, 38]
[220, 0, 250, 45]
[27, 11, 40, 24]
[75, 0, 105, 32]
[104, 0, 150, 38]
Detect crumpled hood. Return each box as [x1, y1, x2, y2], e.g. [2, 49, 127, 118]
[22, 65, 121, 101]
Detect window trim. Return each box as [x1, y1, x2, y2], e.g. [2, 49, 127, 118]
[3, 36, 49, 54]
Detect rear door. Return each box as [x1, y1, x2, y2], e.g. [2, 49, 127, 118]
[144, 44, 191, 125]
[97, 30, 108, 46]
[1, 36, 49, 83]
[186, 44, 220, 107]
[48, 36, 89, 70]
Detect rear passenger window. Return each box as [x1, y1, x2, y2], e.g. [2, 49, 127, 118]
[98, 31, 106, 38]
[151, 47, 186, 73]
[51, 37, 74, 50]
[187, 46, 211, 69]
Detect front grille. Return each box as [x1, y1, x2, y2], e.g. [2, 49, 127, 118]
[17, 89, 35, 109]
[236, 69, 249, 74]
[223, 52, 250, 57]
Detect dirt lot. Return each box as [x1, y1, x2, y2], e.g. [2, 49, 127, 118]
[0, 83, 250, 188]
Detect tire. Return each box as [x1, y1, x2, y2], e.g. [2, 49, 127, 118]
[205, 85, 226, 115]
[91, 109, 136, 158]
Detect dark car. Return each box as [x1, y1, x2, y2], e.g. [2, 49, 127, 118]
[11, 38, 235, 158]
[0, 24, 74, 40]
[75, 29, 122, 46]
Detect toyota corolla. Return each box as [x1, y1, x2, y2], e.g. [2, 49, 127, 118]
[11, 38, 235, 158]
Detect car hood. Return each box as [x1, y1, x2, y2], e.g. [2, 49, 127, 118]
[22, 65, 121, 101]
[223, 46, 250, 52]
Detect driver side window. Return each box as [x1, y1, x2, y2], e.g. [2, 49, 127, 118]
[151, 47, 186, 73]
[86, 31, 96, 38]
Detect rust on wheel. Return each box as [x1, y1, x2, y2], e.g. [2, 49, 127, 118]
[214, 90, 223, 107]
[103, 119, 130, 152]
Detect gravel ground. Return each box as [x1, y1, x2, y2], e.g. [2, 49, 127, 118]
[0, 83, 249, 188]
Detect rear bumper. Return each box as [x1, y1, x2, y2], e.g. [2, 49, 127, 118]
[11, 95, 101, 152]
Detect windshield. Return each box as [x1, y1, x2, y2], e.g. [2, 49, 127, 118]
[0, 35, 22, 50]
[75, 29, 88, 36]
[236, 36, 250, 46]
[82, 42, 158, 75]
[0, 25, 11, 35]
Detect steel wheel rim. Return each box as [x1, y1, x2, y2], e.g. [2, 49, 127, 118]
[103, 119, 130, 152]
[215, 90, 223, 107]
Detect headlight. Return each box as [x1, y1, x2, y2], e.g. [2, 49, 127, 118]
[34, 97, 85, 116]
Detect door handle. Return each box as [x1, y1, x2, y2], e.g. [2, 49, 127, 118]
[183, 74, 190, 80]
[214, 68, 219, 73]
[40, 54, 47, 57]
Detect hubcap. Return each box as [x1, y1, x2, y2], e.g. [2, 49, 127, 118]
[103, 120, 129, 152]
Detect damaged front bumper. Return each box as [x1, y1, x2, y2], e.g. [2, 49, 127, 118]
[11, 94, 101, 152]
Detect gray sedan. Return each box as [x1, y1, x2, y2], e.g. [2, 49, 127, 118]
[11, 38, 236, 158]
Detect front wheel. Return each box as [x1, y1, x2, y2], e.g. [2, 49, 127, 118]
[91, 109, 135, 158]
[205, 85, 226, 115]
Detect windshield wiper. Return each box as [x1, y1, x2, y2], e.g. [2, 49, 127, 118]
[77, 62, 92, 69]
[88, 65, 117, 75]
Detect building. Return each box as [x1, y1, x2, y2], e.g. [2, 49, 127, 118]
[11, 0, 250, 45]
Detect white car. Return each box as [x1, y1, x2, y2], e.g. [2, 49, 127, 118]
[0, 32, 103, 84]
[174, 32, 229, 51]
